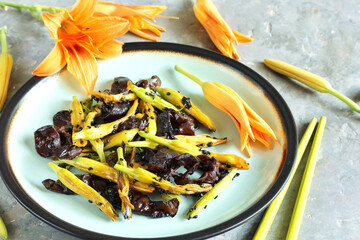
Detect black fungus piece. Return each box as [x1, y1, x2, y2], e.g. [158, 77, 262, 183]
[129, 190, 179, 218]
[34, 125, 82, 159]
[100, 184, 122, 209]
[171, 154, 200, 185]
[137, 148, 156, 164]
[97, 101, 132, 123]
[181, 96, 192, 109]
[147, 148, 180, 173]
[53, 110, 73, 145]
[119, 114, 149, 131]
[111, 77, 132, 94]
[157, 109, 196, 137]
[107, 152, 118, 168]
[156, 110, 176, 139]
[34, 125, 61, 158]
[172, 154, 219, 185]
[135, 75, 161, 91]
[42, 179, 75, 195]
[77, 174, 113, 192]
[194, 155, 220, 184]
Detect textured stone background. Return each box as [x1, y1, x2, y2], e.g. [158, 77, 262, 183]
[0, 0, 359, 239]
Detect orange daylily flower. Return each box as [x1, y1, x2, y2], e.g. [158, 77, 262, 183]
[175, 65, 277, 157]
[193, 0, 253, 59]
[94, 2, 169, 42]
[32, 0, 130, 94]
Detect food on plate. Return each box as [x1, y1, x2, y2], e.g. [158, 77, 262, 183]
[35, 75, 249, 220]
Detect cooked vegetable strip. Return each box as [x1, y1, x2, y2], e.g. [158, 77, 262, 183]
[131, 84, 179, 111]
[139, 131, 248, 170]
[73, 99, 138, 140]
[70, 96, 87, 147]
[0, 26, 12, 112]
[48, 162, 119, 221]
[173, 134, 227, 147]
[103, 128, 139, 150]
[91, 91, 137, 103]
[116, 147, 134, 219]
[126, 140, 159, 150]
[156, 87, 216, 132]
[59, 157, 155, 193]
[81, 96, 93, 116]
[84, 107, 101, 128]
[114, 164, 212, 195]
[139, 100, 157, 134]
[139, 131, 201, 156]
[161, 194, 182, 203]
[188, 168, 237, 218]
[210, 152, 249, 170]
[89, 139, 106, 163]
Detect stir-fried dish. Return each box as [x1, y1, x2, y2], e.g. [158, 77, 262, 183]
[34, 75, 249, 220]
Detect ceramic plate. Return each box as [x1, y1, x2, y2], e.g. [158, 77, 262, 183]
[0, 42, 296, 239]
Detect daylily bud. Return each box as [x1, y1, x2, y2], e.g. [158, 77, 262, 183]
[0, 26, 13, 112]
[264, 59, 360, 113]
[0, 214, 7, 240]
[264, 59, 332, 92]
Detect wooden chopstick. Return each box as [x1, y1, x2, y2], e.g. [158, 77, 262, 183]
[253, 118, 318, 240]
[286, 116, 327, 240]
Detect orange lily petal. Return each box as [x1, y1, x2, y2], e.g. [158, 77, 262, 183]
[127, 16, 164, 41]
[97, 39, 123, 59]
[42, 11, 71, 40]
[233, 30, 253, 43]
[70, 0, 96, 25]
[244, 138, 252, 157]
[82, 16, 130, 44]
[252, 127, 271, 149]
[63, 44, 98, 94]
[32, 43, 66, 76]
[126, 5, 167, 18]
[94, 2, 152, 20]
[193, 0, 252, 59]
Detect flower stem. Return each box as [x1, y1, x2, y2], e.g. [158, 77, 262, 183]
[0, 1, 67, 20]
[327, 88, 360, 113]
[0, 26, 7, 53]
[175, 65, 205, 87]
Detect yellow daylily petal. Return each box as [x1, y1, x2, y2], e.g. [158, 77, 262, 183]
[69, 0, 96, 25]
[64, 44, 98, 94]
[97, 39, 123, 59]
[32, 43, 66, 76]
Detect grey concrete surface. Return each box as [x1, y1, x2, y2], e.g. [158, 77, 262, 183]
[0, 0, 359, 239]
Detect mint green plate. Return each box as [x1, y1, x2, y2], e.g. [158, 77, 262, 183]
[0, 42, 296, 239]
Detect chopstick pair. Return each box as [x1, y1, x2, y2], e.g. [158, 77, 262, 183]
[253, 116, 327, 240]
